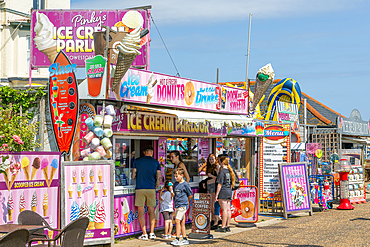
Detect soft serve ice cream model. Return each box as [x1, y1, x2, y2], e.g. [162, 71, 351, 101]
[34, 12, 58, 64]
[121, 198, 130, 233]
[250, 63, 275, 113]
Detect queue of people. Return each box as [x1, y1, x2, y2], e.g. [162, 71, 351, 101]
[132, 145, 236, 245]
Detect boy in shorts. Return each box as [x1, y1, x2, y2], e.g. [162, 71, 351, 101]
[171, 168, 193, 246]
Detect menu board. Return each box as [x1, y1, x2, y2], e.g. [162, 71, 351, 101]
[63, 161, 113, 245]
[259, 124, 290, 201]
[191, 193, 211, 235]
[0, 152, 61, 236]
[279, 162, 312, 218]
[198, 138, 210, 176]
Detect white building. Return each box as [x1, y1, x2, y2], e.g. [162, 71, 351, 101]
[0, 0, 70, 86]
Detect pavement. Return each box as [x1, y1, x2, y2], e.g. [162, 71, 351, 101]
[114, 192, 370, 247]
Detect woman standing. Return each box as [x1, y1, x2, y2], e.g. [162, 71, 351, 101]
[206, 154, 219, 228]
[170, 150, 190, 184]
[215, 156, 235, 232]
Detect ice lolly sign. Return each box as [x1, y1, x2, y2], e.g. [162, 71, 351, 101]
[48, 50, 79, 155]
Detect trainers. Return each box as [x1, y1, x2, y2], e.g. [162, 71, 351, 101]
[215, 227, 226, 232]
[226, 226, 230, 232]
[180, 238, 190, 245]
[171, 238, 181, 246]
[149, 233, 156, 239]
[211, 225, 219, 230]
[138, 234, 148, 240]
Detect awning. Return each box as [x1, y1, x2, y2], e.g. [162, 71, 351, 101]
[144, 107, 253, 129]
[342, 136, 370, 145]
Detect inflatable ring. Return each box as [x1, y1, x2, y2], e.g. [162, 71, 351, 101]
[291, 131, 301, 143]
[184, 81, 195, 105]
[240, 200, 255, 219]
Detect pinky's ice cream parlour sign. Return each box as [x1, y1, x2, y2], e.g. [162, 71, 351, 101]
[31, 9, 150, 68]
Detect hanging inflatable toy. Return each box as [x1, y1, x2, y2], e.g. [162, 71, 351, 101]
[264, 78, 302, 121]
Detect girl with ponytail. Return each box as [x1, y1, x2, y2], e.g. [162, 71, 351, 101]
[215, 156, 235, 232]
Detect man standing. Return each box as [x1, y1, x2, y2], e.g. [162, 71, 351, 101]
[132, 145, 161, 240]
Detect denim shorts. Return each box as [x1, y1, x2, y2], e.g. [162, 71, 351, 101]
[214, 201, 221, 216]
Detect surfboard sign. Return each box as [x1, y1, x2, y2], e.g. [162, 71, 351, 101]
[48, 50, 79, 155]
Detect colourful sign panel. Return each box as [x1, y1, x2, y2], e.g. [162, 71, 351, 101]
[108, 69, 249, 115]
[98, 106, 226, 136]
[198, 139, 209, 175]
[191, 193, 211, 235]
[233, 186, 258, 223]
[114, 187, 199, 238]
[0, 152, 61, 236]
[158, 137, 167, 185]
[259, 124, 291, 201]
[279, 162, 312, 213]
[48, 51, 79, 155]
[64, 162, 112, 242]
[227, 121, 265, 136]
[31, 9, 150, 68]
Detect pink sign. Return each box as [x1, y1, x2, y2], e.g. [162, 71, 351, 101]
[158, 137, 167, 185]
[233, 186, 258, 223]
[198, 138, 209, 176]
[108, 69, 249, 115]
[114, 187, 199, 238]
[0, 152, 61, 235]
[31, 9, 150, 68]
[64, 163, 111, 241]
[280, 163, 311, 212]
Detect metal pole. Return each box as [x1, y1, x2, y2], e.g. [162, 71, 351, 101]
[39, 97, 45, 151]
[304, 99, 307, 143]
[216, 68, 219, 84]
[245, 13, 252, 87]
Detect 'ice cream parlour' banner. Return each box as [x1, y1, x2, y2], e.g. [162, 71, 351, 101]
[107, 68, 249, 115]
[0, 152, 61, 236]
[31, 9, 150, 68]
[259, 124, 291, 201]
[113, 187, 199, 238]
[61, 161, 114, 245]
[97, 106, 227, 137]
[48, 51, 79, 156]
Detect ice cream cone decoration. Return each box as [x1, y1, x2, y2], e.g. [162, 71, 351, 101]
[250, 63, 275, 112]
[7, 192, 14, 221]
[34, 12, 58, 64]
[70, 201, 80, 222]
[48, 216, 54, 239]
[19, 190, 25, 213]
[103, 183, 107, 196]
[31, 157, 40, 180]
[77, 183, 82, 197]
[42, 192, 48, 217]
[21, 157, 30, 181]
[9, 161, 21, 190]
[48, 159, 59, 187]
[72, 168, 77, 183]
[121, 198, 130, 233]
[98, 169, 103, 182]
[94, 199, 106, 229]
[81, 169, 85, 183]
[68, 183, 73, 198]
[79, 199, 89, 218]
[40, 158, 49, 186]
[3, 168, 9, 190]
[146, 73, 157, 104]
[94, 183, 99, 197]
[88, 201, 97, 230]
[89, 169, 94, 183]
[31, 190, 37, 212]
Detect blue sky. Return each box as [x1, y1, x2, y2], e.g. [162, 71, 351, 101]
[72, 0, 370, 120]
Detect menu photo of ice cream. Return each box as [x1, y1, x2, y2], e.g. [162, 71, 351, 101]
[64, 164, 111, 240]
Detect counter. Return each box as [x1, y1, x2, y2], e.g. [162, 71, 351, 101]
[113, 182, 199, 238]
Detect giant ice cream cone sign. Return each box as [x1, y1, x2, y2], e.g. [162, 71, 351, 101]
[250, 63, 275, 113]
[48, 51, 79, 155]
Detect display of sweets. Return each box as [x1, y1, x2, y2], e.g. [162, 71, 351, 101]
[80, 105, 115, 160]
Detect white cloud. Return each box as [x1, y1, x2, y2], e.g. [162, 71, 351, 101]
[71, 0, 361, 25]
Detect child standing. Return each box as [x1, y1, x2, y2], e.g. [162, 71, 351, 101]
[171, 168, 193, 246]
[159, 180, 175, 239]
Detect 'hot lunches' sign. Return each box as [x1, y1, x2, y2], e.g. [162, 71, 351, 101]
[108, 69, 249, 115]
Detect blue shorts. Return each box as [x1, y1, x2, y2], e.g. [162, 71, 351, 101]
[214, 201, 221, 216]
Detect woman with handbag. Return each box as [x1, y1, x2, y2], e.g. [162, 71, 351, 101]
[215, 156, 236, 232]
